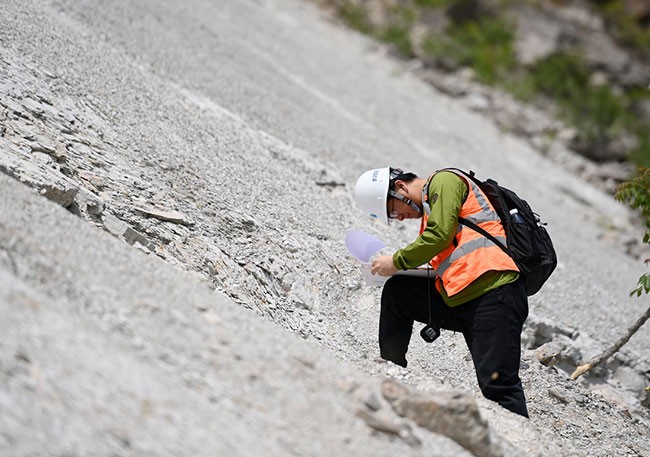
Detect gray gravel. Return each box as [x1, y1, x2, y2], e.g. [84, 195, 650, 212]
[1, 0, 649, 455]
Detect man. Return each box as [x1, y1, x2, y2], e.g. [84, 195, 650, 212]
[353, 166, 529, 417]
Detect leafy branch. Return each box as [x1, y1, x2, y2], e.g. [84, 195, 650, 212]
[615, 167, 650, 296]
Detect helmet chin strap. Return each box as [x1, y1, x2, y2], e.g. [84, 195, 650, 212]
[388, 189, 422, 215]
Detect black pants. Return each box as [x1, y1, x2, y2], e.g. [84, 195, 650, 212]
[380, 275, 529, 417]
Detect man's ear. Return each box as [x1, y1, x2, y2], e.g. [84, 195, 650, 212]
[394, 180, 408, 192]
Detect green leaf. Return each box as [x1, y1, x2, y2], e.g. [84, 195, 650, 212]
[630, 273, 650, 297]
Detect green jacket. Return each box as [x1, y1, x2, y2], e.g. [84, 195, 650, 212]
[393, 171, 519, 307]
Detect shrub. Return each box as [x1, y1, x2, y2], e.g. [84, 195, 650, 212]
[340, 3, 374, 35]
[422, 16, 516, 84]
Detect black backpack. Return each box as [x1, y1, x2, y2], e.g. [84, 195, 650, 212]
[447, 168, 557, 296]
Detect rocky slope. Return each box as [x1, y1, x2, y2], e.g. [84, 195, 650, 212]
[1, 0, 649, 456]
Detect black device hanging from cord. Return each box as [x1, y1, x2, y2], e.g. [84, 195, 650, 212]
[420, 266, 440, 343]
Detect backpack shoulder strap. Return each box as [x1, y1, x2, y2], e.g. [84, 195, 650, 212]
[448, 167, 510, 255]
[458, 216, 511, 256]
[437, 168, 511, 254]
[441, 167, 484, 186]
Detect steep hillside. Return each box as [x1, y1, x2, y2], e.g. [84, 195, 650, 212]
[1, 0, 649, 455]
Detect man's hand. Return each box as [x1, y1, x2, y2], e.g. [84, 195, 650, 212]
[371, 255, 398, 276]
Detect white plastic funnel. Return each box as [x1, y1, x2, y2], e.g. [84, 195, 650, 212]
[345, 230, 387, 263]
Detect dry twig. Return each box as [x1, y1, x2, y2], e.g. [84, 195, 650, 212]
[571, 306, 650, 380]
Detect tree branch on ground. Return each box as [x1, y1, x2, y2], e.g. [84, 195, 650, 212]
[571, 305, 650, 380]
[571, 168, 650, 380]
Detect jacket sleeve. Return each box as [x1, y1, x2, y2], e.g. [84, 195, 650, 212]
[393, 171, 468, 270]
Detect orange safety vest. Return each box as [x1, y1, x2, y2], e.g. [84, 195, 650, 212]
[420, 169, 519, 297]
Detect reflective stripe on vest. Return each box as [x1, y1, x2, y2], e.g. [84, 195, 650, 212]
[436, 234, 508, 273]
[421, 169, 518, 296]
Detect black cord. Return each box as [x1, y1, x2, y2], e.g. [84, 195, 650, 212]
[427, 266, 432, 324]
[419, 265, 440, 343]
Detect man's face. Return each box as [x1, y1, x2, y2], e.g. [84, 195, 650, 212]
[388, 196, 420, 222]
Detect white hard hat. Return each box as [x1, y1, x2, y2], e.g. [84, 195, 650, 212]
[354, 167, 391, 224]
